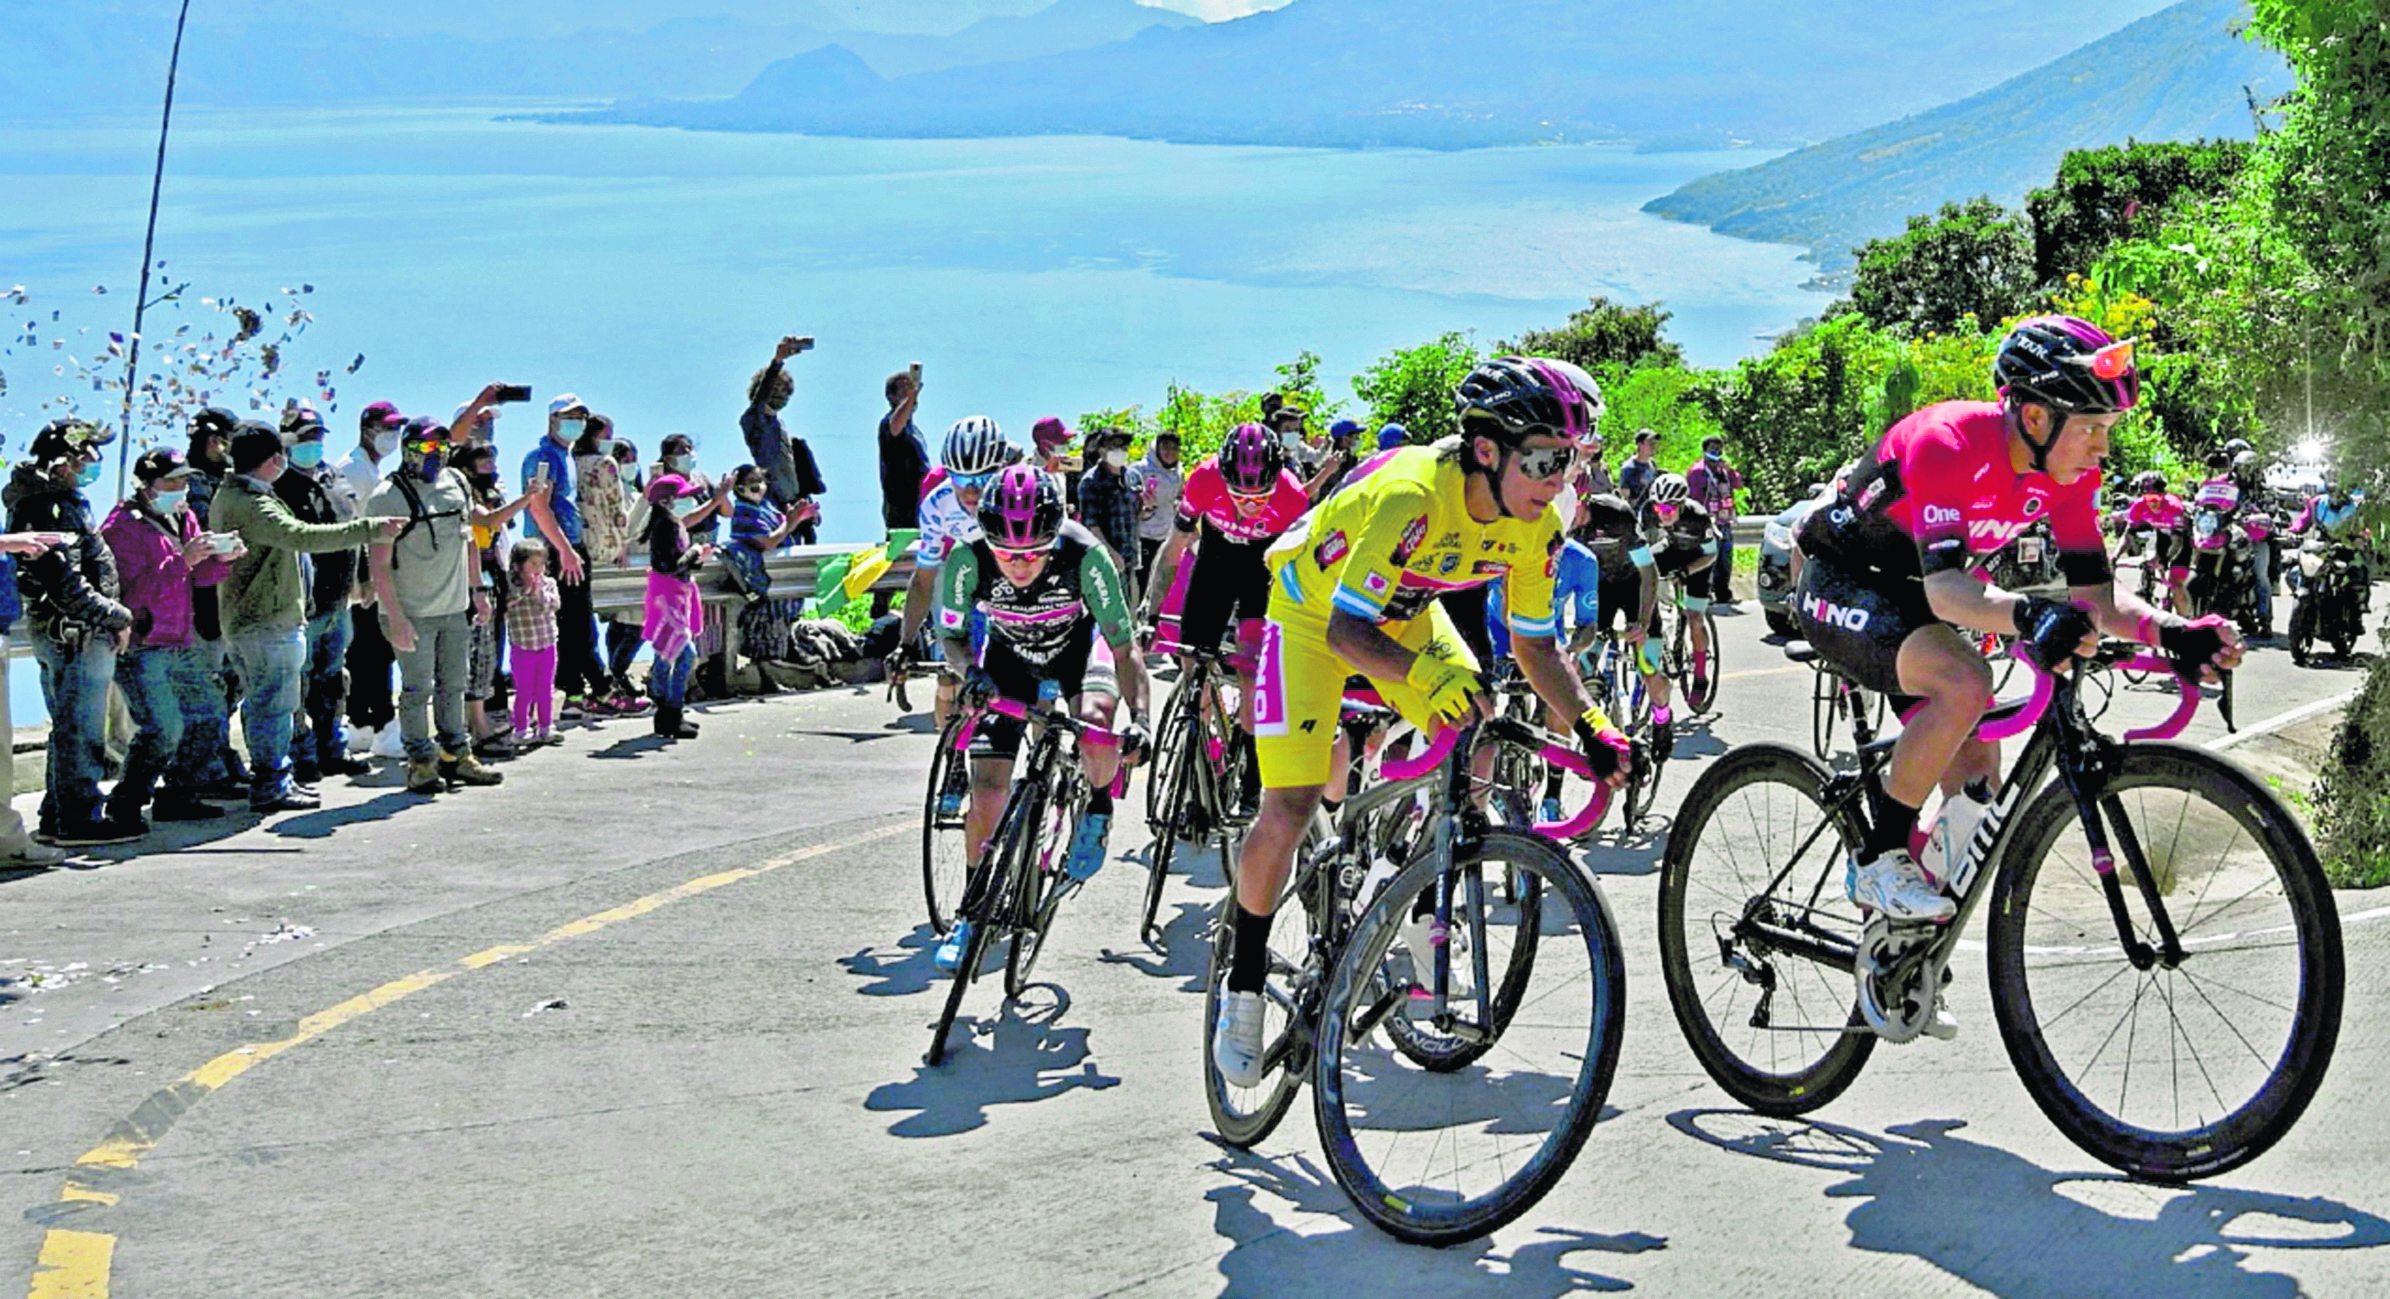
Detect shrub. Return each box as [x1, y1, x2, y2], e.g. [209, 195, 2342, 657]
[2316, 651, 2390, 888]
[1353, 331, 1481, 445]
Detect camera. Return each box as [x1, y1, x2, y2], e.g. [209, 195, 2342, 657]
[493, 384, 533, 404]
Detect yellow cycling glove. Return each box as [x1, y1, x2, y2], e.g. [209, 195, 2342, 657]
[1405, 652, 1482, 726]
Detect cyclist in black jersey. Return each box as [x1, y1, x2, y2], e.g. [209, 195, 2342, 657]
[1641, 472, 1719, 710]
[1573, 490, 1673, 750]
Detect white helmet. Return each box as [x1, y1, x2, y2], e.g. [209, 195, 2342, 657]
[943, 416, 1010, 476]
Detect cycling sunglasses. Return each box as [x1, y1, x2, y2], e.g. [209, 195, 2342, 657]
[1652, 501, 1681, 522]
[1227, 486, 1275, 506]
[949, 469, 997, 493]
[1508, 442, 1577, 482]
[988, 542, 1054, 564]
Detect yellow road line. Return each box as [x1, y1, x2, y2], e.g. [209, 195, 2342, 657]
[22, 820, 906, 1299]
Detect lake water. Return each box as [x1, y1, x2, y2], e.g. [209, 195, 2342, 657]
[1, 103, 1828, 721]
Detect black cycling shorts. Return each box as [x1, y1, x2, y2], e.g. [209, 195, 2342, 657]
[1180, 539, 1270, 659]
[1791, 548, 1936, 699]
[1442, 582, 1494, 666]
[970, 631, 1113, 761]
[1596, 570, 1663, 638]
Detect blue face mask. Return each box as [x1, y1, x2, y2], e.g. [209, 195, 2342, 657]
[76, 460, 103, 488]
[289, 441, 325, 469]
[150, 488, 188, 514]
[1704, 449, 1723, 463]
[554, 418, 585, 444]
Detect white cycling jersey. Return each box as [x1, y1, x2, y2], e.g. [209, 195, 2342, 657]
[915, 474, 982, 568]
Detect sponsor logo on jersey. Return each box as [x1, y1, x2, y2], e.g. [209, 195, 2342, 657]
[1363, 571, 1390, 595]
[1800, 592, 1872, 632]
[1391, 515, 1429, 566]
[1921, 504, 1963, 527]
[2022, 495, 2046, 517]
[1438, 553, 1461, 576]
[1829, 507, 1855, 526]
[1473, 560, 1509, 577]
[1968, 517, 2034, 546]
[1313, 529, 1349, 570]
[1856, 479, 1887, 512]
[1435, 532, 1461, 549]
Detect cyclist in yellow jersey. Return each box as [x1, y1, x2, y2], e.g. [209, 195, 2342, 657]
[1214, 357, 1632, 1088]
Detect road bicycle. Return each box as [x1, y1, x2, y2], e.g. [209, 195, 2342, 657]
[1808, 663, 1887, 766]
[1660, 639, 2341, 1181]
[1202, 708, 1624, 1243]
[1580, 628, 1661, 828]
[926, 692, 1121, 1066]
[1140, 647, 1249, 943]
[1657, 572, 1721, 717]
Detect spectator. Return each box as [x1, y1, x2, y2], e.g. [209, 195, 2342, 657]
[1127, 430, 1184, 585]
[603, 434, 652, 711]
[1317, 419, 1366, 498]
[182, 405, 248, 794]
[1076, 427, 1142, 605]
[101, 447, 240, 826]
[1376, 423, 1409, 451]
[1579, 427, 1616, 497]
[610, 436, 645, 497]
[645, 434, 728, 545]
[876, 364, 930, 619]
[273, 406, 373, 787]
[1685, 434, 1744, 605]
[0, 528, 77, 865]
[1617, 428, 1660, 506]
[211, 424, 399, 813]
[458, 441, 545, 754]
[6, 419, 139, 845]
[641, 475, 715, 741]
[573, 413, 649, 716]
[518, 394, 610, 721]
[505, 539, 563, 747]
[339, 400, 407, 756]
[741, 336, 828, 519]
[367, 422, 504, 795]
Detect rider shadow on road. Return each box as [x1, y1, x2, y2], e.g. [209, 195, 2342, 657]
[1098, 898, 1212, 994]
[1581, 817, 1668, 877]
[839, 924, 946, 999]
[1128, 833, 1232, 892]
[865, 988, 1121, 1138]
[1670, 1110, 2390, 1299]
[1204, 1145, 1666, 1297]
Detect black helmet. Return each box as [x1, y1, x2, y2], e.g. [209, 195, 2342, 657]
[976, 464, 1066, 550]
[2134, 470, 2167, 494]
[28, 417, 112, 464]
[1993, 316, 2140, 417]
[1454, 358, 1592, 447]
[188, 406, 239, 446]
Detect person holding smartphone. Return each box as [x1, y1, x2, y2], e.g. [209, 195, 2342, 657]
[876, 362, 931, 618]
[742, 336, 827, 524]
[520, 394, 608, 720]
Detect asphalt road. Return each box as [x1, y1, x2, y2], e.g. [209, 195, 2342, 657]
[5, 598, 2387, 1298]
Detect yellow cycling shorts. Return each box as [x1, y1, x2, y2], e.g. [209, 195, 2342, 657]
[1251, 595, 1476, 790]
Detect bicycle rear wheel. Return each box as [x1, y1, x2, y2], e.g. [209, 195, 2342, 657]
[1987, 745, 2342, 1181]
[1682, 610, 1721, 716]
[1203, 846, 1318, 1149]
[1143, 705, 1201, 943]
[1314, 831, 1624, 1245]
[921, 714, 973, 935]
[1658, 743, 1876, 1114]
[1007, 778, 1071, 999]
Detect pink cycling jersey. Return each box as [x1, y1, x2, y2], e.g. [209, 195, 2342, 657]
[1801, 400, 2110, 586]
[1175, 461, 1309, 544]
[2124, 493, 2188, 531]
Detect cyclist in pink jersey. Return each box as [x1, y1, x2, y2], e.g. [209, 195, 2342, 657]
[2107, 469, 2192, 611]
[1139, 424, 1310, 816]
[1795, 316, 2242, 933]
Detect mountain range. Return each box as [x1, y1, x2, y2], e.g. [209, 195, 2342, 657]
[576, 0, 2181, 150]
[1642, 0, 2291, 274]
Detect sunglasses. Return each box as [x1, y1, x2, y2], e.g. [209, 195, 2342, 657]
[989, 543, 1053, 564]
[1652, 501, 1681, 520]
[1509, 443, 1577, 483]
[1227, 487, 1274, 506]
[950, 470, 996, 493]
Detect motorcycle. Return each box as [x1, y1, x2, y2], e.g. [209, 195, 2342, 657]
[2186, 482, 2266, 638]
[2288, 541, 2371, 666]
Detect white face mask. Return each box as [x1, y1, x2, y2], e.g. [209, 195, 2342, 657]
[370, 428, 400, 458]
[1104, 449, 1128, 470]
[670, 496, 702, 519]
[554, 417, 585, 444]
[668, 453, 694, 473]
[1280, 429, 1303, 450]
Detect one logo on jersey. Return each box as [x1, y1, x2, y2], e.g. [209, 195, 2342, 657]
[1363, 571, 1390, 596]
[1473, 560, 1509, 577]
[1313, 529, 1349, 570]
[2023, 496, 2046, 517]
[1920, 504, 1963, 527]
[1829, 507, 1855, 526]
[1801, 592, 1872, 632]
[1435, 532, 1461, 549]
[1438, 553, 1461, 576]
[1391, 515, 1429, 566]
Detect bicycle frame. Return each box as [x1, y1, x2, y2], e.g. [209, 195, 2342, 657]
[1733, 648, 2207, 1011]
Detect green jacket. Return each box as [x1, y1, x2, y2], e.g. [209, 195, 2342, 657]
[209, 472, 383, 635]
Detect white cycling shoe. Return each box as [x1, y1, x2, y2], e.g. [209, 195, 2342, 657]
[1212, 989, 1268, 1089]
[1847, 849, 1956, 924]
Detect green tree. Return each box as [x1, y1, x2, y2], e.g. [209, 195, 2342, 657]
[2026, 139, 2252, 286]
[1352, 332, 1480, 445]
[1846, 197, 2037, 336]
[1498, 296, 1683, 371]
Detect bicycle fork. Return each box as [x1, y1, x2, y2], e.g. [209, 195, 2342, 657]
[2054, 736, 2187, 971]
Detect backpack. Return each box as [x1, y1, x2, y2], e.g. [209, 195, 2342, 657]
[385, 469, 465, 571]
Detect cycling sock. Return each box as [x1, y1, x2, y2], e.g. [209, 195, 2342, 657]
[1864, 791, 1921, 862]
[1086, 788, 1112, 817]
[1320, 797, 1341, 817]
[1227, 903, 1272, 994]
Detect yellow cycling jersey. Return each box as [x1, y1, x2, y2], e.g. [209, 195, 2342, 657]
[1265, 444, 1564, 639]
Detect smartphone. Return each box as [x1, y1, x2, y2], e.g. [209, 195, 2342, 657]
[792, 337, 815, 354]
[909, 361, 922, 378]
[533, 458, 554, 485]
[208, 532, 240, 555]
[494, 384, 532, 404]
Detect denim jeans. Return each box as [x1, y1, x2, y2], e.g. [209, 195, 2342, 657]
[652, 642, 697, 707]
[393, 609, 472, 762]
[227, 625, 306, 805]
[184, 635, 240, 787]
[29, 627, 118, 830]
[289, 606, 352, 768]
[2250, 541, 2275, 627]
[112, 644, 219, 811]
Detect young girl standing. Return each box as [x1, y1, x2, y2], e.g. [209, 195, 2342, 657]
[642, 474, 714, 741]
[506, 539, 565, 746]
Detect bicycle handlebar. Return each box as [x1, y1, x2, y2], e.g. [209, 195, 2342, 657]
[1991, 643, 2210, 745]
[1976, 666, 2054, 743]
[1382, 719, 1615, 840]
[1380, 728, 1459, 782]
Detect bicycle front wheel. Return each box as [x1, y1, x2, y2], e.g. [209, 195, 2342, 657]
[1203, 845, 1318, 1149]
[921, 714, 973, 935]
[1659, 743, 1875, 1114]
[1314, 831, 1625, 1245]
[1006, 779, 1071, 999]
[1988, 744, 2343, 1181]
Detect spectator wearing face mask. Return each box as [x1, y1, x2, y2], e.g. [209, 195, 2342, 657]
[1127, 430, 1184, 585]
[270, 405, 374, 788]
[340, 400, 408, 757]
[520, 394, 609, 721]
[1076, 427, 1142, 606]
[367, 423, 504, 796]
[101, 447, 242, 827]
[1684, 434, 1744, 606]
[212, 424, 401, 813]
[646, 434, 728, 544]
[641, 475, 715, 742]
[0, 525, 77, 865]
[182, 405, 249, 795]
[457, 441, 545, 754]
[876, 366, 931, 619]
[572, 413, 650, 717]
[603, 434, 651, 705]
[7, 419, 139, 845]
[742, 337, 828, 520]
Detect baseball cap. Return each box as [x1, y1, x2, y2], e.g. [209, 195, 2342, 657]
[548, 392, 587, 417]
[453, 401, 497, 426]
[134, 447, 193, 484]
[1377, 423, 1409, 450]
[359, 400, 404, 431]
[1032, 417, 1071, 452]
[1329, 418, 1364, 440]
[229, 423, 286, 472]
[30, 418, 113, 463]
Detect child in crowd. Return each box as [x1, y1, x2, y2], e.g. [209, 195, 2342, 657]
[642, 475, 714, 740]
[505, 539, 564, 746]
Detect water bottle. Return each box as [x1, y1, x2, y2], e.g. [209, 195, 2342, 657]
[1349, 854, 1400, 921]
[1921, 778, 1995, 896]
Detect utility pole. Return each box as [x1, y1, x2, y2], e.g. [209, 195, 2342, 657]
[118, 0, 194, 500]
